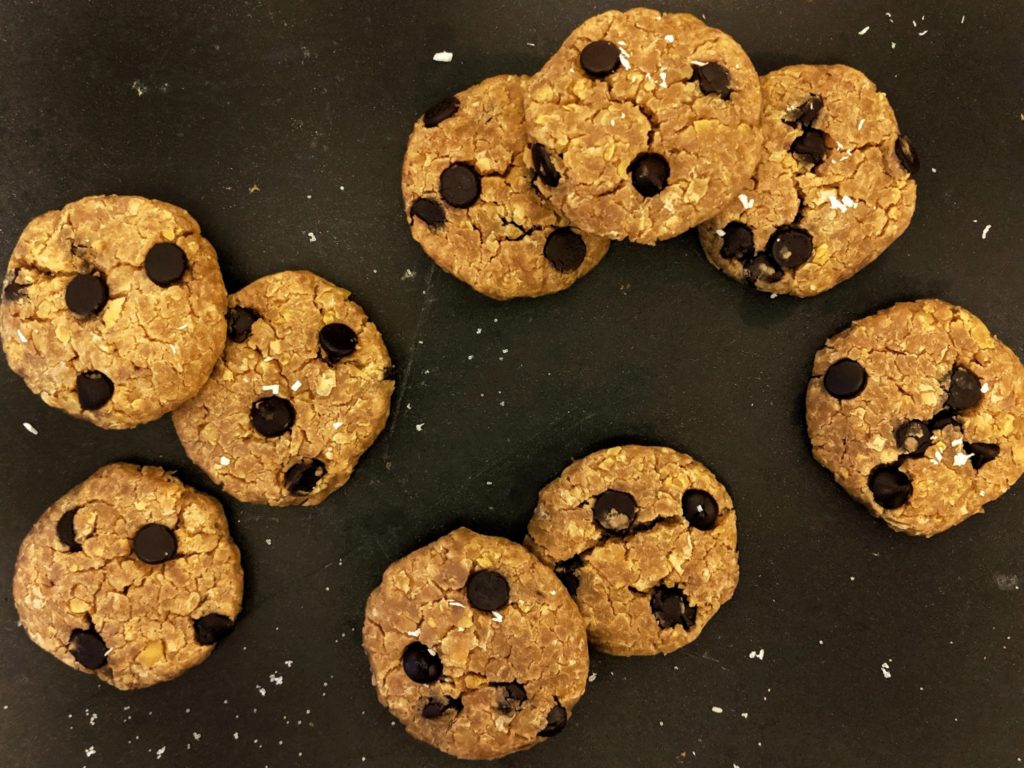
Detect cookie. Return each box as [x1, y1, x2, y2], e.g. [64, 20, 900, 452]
[362, 528, 589, 760]
[523, 8, 761, 244]
[525, 445, 739, 656]
[806, 300, 1024, 536]
[698, 64, 918, 296]
[1, 195, 227, 428]
[173, 270, 393, 507]
[403, 75, 609, 299]
[12, 463, 243, 690]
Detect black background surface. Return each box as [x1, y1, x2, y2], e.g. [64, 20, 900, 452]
[0, 2, 1021, 767]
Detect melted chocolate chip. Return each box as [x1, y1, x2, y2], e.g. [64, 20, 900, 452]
[494, 681, 527, 712]
[250, 396, 295, 437]
[894, 420, 932, 455]
[744, 253, 783, 284]
[538, 702, 568, 737]
[543, 228, 587, 272]
[579, 40, 620, 78]
[554, 556, 583, 597]
[767, 226, 813, 271]
[682, 490, 719, 530]
[423, 95, 459, 127]
[65, 274, 108, 317]
[823, 358, 867, 399]
[194, 614, 235, 645]
[629, 153, 670, 197]
[422, 696, 461, 719]
[402, 642, 442, 684]
[76, 371, 114, 410]
[895, 135, 919, 175]
[145, 242, 188, 287]
[466, 570, 510, 612]
[383, 364, 398, 381]
[592, 489, 637, 534]
[319, 322, 358, 363]
[2, 280, 27, 301]
[928, 409, 962, 431]
[868, 464, 912, 509]
[966, 442, 1000, 470]
[790, 129, 829, 165]
[56, 508, 82, 552]
[284, 459, 326, 495]
[440, 163, 481, 208]
[227, 307, 260, 343]
[691, 62, 731, 98]
[785, 94, 823, 128]
[69, 627, 108, 669]
[720, 222, 755, 261]
[410, 198, 445, 227]
[650, 585, 697, 630]
[531, 144, 561, 187]
[132, 523, 177, 564]
[946, 365, 983, 411]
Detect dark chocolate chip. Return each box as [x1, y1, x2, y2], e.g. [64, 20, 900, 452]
[440, 163, 481, 208]
[410, 198, 445, 227]
[767, 226, 813, 271]
[422, 697, 461, 719]
[250, 396, 295, 437]
[284, 459, 326, 495]
[928, 409, 962, 431]
[145, 242, 188, 287]
[423, 95, 459, 127]
[132, 523, 177, 564]
[227, 307, 260, 343]
[555, 556, 583, 597]
[466, 570, 510, 612]
[494, 681, 527, 712]
[531, 144, 561, 187]
[3, 280, 27, 301]
[691, 62, 731, 98]
[720, 222, 755, 261]
[682, 490, 719, 530]
[592, 489, 637, 534]
[402, 642, 442, 684]
[744, 253, 783, 284]
[579, 40, 620, 78]
[538, 702, 568, 737]
[65, 274, 108, 317]
[895, 135, 919, 175]
[319, 322, 358, 363]
[868, 464, 912, 509]
[790, 129, 829, 165]
[966, 442, 1000, 470]
[946, 365, 983, 411]
[56, 508, 82, 552]
[383, 364, 398, 381]
[894, 420, 932, 455]
[650, 585, 697, 630]
[76, 371, 114, 410]
[543, 228, 587, 272]
[823, 358, 867, 399]
[69, 627, 108, 669]
[194, 613, 235, 645]
[629, 153, 670, 197]
[785, 94, 824, 128]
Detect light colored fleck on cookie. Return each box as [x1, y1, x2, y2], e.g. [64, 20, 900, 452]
[447, 600, 465, 608]
[918, 29, 928, 36]
[711, 706, 723, 714]
[981, 382, 991, 393]
[881, 661, 892, 679]
[857, 118, 865, 130]
[270, 673, 284, 686]
[858, 25, 870, 35]
[219, 456, 230, 466]
[333, 421, 342, 429]
[406, 628, 421, 638]
[22, 422, 37, 435]
[891, 41, 896, 49]
[261, 384, 280, 395]
[16, 329, 27, 344]
[291, 380, 302, 391]
[981, 224, 992, 239]
[738, 194, 754, 210]
[829, 195, 859, 213]
[156, 746, 166, 759]
[257, 686, 266, 697]
[715, 228, 727, 237]
[193, 732, 202, 741]
[432, 51, 453, 63]
[691, 59, 708, 67]
[491, 611, 503, 622]
[664, 34, 675, 43]
[616, 41, 631, 70]
[953, 452, 973, 467]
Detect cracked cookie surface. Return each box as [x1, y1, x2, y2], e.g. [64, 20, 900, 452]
[362, 528, 588, 760]
[525, 445, 739, 656]
[173, 270, 393, 507]
[402, 74, 609, 299]
[524, 8, 761, 244]
[807, 300, 1024, 536]
[12, 463, 243, 690]
[699, 64, 918, 297]
[1, 195, 227, 428]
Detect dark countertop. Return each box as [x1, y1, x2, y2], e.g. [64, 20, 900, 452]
[0, 1, 1021, 766]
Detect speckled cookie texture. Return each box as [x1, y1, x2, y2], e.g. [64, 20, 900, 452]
[173, 270, 393, 507]
[524, 8, 762, 244]
[698, 64, 918, 296]
[807, 300, 1024, 536]
[362, 528, 589, 760]
[12, 463, 243, 690]
[403, 74, 609, 300]
[525, 445, 739, 656]
[1, 195, 227, 428]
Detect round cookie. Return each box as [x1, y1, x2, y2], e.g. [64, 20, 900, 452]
[362, 528, 589, 760]
[525, 445, 739, 656]
[698, 64, 918, 296]
[403, 74, 609, 299]
[806, 299, 1024, 536]
[1, 195, 227, 428]
[173, 270, 393, 507]
[524, 8, 762, 244]
[12, 463, 243, 690]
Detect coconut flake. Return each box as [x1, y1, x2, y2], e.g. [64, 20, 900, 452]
[858, 25, 870, 35]
[738, 194, 754, 210]
[22, 422, 38, 435]
[432, 51, 453, 63]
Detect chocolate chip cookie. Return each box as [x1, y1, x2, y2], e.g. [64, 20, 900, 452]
[403, 74, 609, 299]
[362, 528, 589, 760]
[806, 300, 1024, 536]
[524, 8, 761, 244]
[1, 195, 227, 428]
[173, 270, 393, 507]
[12, 463, 243, 690]
[525, 445, 739, 656]
[698, 64, 918, 296]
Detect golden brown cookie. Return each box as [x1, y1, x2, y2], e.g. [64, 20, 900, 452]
[12, 463, 243, 690]
[173, 270, 393, 507]
[524, 8, 761, 244]
[403, 74, 609, 299]
[807, 300, 1024, 536]
[0, 195, 227, 428]
[362, 528, 589, 760]
[698, 64, 918, 296]
[525, 445, 739, 656]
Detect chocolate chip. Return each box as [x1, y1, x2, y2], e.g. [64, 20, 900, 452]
[227, 307, 260, 343]
[579, 40, 620, 78]
[494, 681, 527, 712]
[132, 523, 177, 564]
[894, 420, 932, 455]
[69, 627, 108, 669]
[56, 508, 82, 552]
[868, 464, 912, 509]
[319, 323, 358, 363]
[720, 222, 755, 261]
[410, 198, 445, 227]
[76, 371, 114, 410]
[592, 489, 637, 534]
[555, 556, 583, 597]
[538, 702, 568, 737]
[145, 242, 188, 287]
[785, 94, 824, 128]
[744, 253, 783, 284]
[194, 614, 235, 645]
[384, 364, 398, 381]
[946, 365, 983, 411]
[767, 226, 813, 271]
[423, 95, 459, 127]
[895, 135, 919, 175]
[691, 62, 731, 99]
[440, 163, 481, 208]
[250, 396, 295, 437]
[284, 459, 326, 495]
[650, 585, 697, 630]
[790, 129, 829, 165]
[823, 358, 867, 399]
[65, 274, 108, 317]
[966, 442, 1000, 470]
[629, 153, 670, 197]
[531, 144, 561, 187]
[422, 697, 461, 719]
[3, 280, 27, 301]
[928, 409, 962, 431]
[402, 642, 442, 684]
[682, 490, 719, 530]
[543, 228, 587, 272]
[466, 570, 510, 612]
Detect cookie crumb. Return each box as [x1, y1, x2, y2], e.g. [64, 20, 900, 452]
[858, 25, 870, 35]
[881, 661, 892, 679]
[307, 232, 317, 243]
[21, 422, 37, 435]
[981, 224, 992, 239]
[432, 51, 453, 63]
[711, 706, 724, 714]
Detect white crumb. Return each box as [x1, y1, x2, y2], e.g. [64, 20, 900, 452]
[192, 732, 202, 741]
[261, 384, 280, 395]
[953, 452, 974, 467]
[415, 423, 425, 432]
[981, 224, 992, 239]
[617, 43, 631, 70]
[738, 193, 754, 209]
[857, 118, 865, 130]
[16, 329, 27, 344]
[664, 34, 675, 43]
[918, 29, 928, 36]
[691, 59, 708, 67]
[307, 232, 316, 242]
[432, 51, 453, 63]
[401, 269, 416, 280]
[219, 456, 230, 466]
[711, 706, 724, 714]
[491, 611, 504, 623]
[290, 380, 302, 391]
[881, 661, 892, 679]
[715, 228, 727, 237]
[22, 422, 37, 435]
[748, 648, 765, 660]
[447, 600, 464, 608]
[858, 25, 870, 35]
[588, 672, 597, 682]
